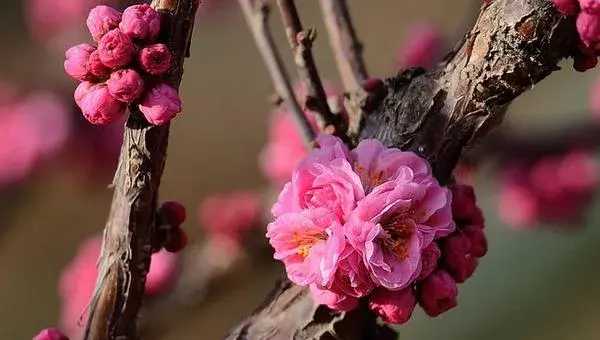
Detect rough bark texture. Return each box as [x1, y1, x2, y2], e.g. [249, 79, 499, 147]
[225, 0, 577, 339]
[83, 1, 198, 339]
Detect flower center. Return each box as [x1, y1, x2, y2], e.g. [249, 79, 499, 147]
[381, 214, 414, 260]
[292, 232, 327, 258]
[354, 162, 386, 191]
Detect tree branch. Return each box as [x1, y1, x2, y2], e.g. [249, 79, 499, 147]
[318, 0, 368, 140]
[238, 0, 316, 148]
[83, 1, 199, 339]
[225, 0, 578, 339]
[275, 0, 345, 136]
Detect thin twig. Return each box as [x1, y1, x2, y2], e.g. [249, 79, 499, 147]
[238, 0, 316, 148]
[318, 0, 368, 140]
[83, 1, 199, 339]
[275, 0, 344, 136]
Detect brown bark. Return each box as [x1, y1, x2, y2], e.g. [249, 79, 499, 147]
[225, 0, 577, 339]
[83, 1, 199, 339]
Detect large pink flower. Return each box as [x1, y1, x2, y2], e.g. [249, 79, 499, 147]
[346, 178, 454, 290]
[272, 135, 364, 221]
[266, 208, 346, 287]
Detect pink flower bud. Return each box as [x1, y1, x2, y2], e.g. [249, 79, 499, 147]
[551, 0, 579, 15]
[138, 83, 182, 125]
[73, 81, 96, 107]
[98, 29, 135, 69]
[418, 269, 458, 317]
[417, 243, 441, 280]
[34, 328, 69, 340]
[577, 12, 600, 51]
[86, 5, 122, 42]
[86, 50, 110, 78]
[64, 43, 95, 81]
[107, 69, 144, 103]
[159, 201, 187, 226]
[573, 51, 598, 71]
[451, 184, 484, 226]
[138, 44, 172, 75]
[309, 284, 359, 312]
[462, 225, 487, 258]
[580, 0, 600, 14]
[79, 84, 127, 125]
[164, 228, 188, 253]
[119, 4, 161, 42]
[368, 288, 416, 324]
[440, 234, 477, 283]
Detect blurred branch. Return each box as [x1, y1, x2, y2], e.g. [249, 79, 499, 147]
[226, 0, 578, 339]
[238, 0, 316, 148]
[83, 1, 199, 339]
[275, 0, 347, 137]
[318, 0, 368, 140]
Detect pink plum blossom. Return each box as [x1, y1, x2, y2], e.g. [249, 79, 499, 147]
[266, 208, 346, 287]
[577, 11, 600, 51]
[64, 43, 95, 81]
[87, 5, 122, 42]
[120, 4, 161, 42]
[138, 83, 182, 125]
[417, 269, 458, 317]
[138, 44, 173, 75]
[107, 69, 144, 103]
[145, 251, 178, 295]
[199, 191, 261, 243]
[309, 284, 359, 312]
[396, 23, 443, 69]
[272, 134, 360, 220]
[97, 29, 135, 68]
[368, 288, 417, 324]
[33, 328, 69, 340]
[327, 245, 375, 297]
[79, 84, 127, 125]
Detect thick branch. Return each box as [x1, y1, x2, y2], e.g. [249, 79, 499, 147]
[239, 0, 316, 148]
[276, 0, 345, 135]
[225, 0, 578, 339]
[318, 0, 368, 139]
[83, 1, 199, 339]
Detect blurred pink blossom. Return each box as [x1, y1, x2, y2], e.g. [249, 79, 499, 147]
[395, 23, 444, 69]
[59, 235, 177, 339]
[199, 190, 261, 243]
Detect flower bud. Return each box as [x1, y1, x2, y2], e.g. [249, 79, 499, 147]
[98, 29, 135, 69]
[74, 81, 96, 108]
[159, 201, 187, 226]
[107, 69, 144, 103]
[581, 0, 600, 14]
[119, 4, 161, 42]
[80, 84, 127, 125]
[64, 43, 95, 81]
[368, 288, 416, 324]
[87, 5, 122, 42]
[577, 12, 600, 51]
[138, 44, 172, 75]
[86, 50, 111, 78]
[440, 234, 477, 283]
[462, 225, 488, 258]
[138, 83, 182, 125]
[164, 228, 188, 253]
[417, 243, 441, 280]
[417, 269, 458, 317]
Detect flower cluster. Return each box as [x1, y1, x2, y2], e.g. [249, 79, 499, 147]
[551, 0, 600, 71]
[497, 150, 596, 228]
[64, 4, 182, 126]
[266, 135, 487, 323]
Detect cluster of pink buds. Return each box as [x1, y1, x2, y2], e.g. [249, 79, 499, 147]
[497, 150, 596, 228]
[266, 134, 488, 324]
[64, 4, 182, 126]
[551, 0, 600, 71]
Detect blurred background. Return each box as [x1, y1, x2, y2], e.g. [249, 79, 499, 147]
[1, 0, 599, 339]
